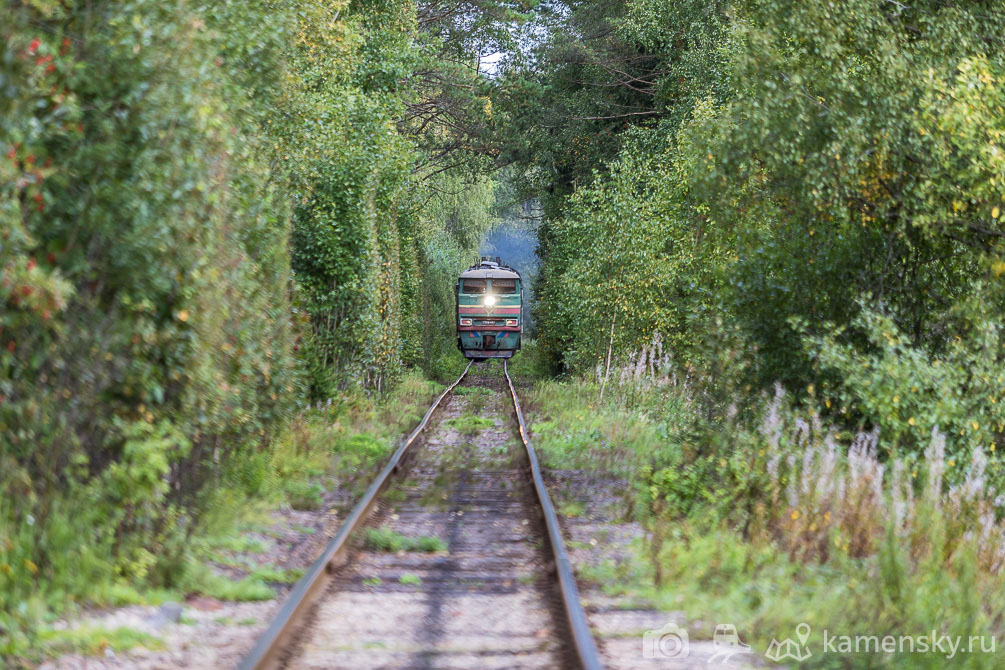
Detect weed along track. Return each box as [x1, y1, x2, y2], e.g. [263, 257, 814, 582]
[238, 361, 603, 670]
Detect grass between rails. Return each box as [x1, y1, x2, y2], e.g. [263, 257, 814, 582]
[1, 371, 442, 663]
[444, 412, 496, 435]
[364, 527, 448, 553]
[524, 374, 1005, 670]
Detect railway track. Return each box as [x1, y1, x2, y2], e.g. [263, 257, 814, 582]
[237, 360, 603, 670]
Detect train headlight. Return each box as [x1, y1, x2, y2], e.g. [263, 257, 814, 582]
[506, 319, 518, 326]
[459, 318, 472, 326]
[483, 295, 496, 306]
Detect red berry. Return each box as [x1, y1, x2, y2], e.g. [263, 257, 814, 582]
[27, 258, 36, 271]
[28, 38, 40, 54]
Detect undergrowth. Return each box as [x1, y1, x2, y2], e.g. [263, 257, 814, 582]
[526, 355, 1005, 669]
[1, 372, 441, 662]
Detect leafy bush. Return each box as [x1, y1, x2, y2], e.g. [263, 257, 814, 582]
[1, 3, 300, 654]
[806, 306, 1005, 469]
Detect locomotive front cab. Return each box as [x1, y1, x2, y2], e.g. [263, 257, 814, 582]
[456, 260, 522, 359]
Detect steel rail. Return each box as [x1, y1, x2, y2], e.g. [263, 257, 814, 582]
[237, 360, 473, 670]
[503, 360, 605, 670]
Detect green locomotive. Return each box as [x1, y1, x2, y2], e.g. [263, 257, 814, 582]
[456, 257, 522, 359]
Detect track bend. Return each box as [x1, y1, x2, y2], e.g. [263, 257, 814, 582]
[238, 361, 603, 670]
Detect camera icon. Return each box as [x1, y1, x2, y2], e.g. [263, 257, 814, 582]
[643, 621, 690, 659]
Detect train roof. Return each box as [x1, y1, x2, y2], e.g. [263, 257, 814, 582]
[459, 258, 521, 280]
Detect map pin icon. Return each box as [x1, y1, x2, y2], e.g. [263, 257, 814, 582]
[796, 623, 811, 646]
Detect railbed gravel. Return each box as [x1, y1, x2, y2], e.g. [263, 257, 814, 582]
[282, 371, 573, 669]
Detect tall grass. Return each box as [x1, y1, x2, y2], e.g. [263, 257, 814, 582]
[526, 358, 1005, 668]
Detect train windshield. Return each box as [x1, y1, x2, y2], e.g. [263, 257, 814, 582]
[462, 279, 487, 294]
[491, 279, 517, 294]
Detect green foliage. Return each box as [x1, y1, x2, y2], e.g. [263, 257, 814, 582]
[533, 126, 728, 372]
[363, 527, 447, 553]
[590, 525, 1002, 670]
[685, 0, 1005, 388]
[1, 0, 299, 650]
[286, 0, 511, 395]
[514, 10, 1005, 656]
[186, 570, 275, 603]
[499, 338, 549, 380]
[287, 0, 416, 395]
[526, 377, 697, 524]
[451, 386, 494, 397]
[806, 305, 1005, 466]
[444, 413, 496, 435]
[499, 0, 729, 210]
[261, 371, 442, 500]
[250, 565, 304, 585]
[284, 481, 324, 511]
[524, 0, 1005, 404]
[37, 626, 164, 658]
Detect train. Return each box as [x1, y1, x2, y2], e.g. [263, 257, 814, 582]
[456, 257, 522, 359]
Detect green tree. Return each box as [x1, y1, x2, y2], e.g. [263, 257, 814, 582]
[693, 0, 1005, 386]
